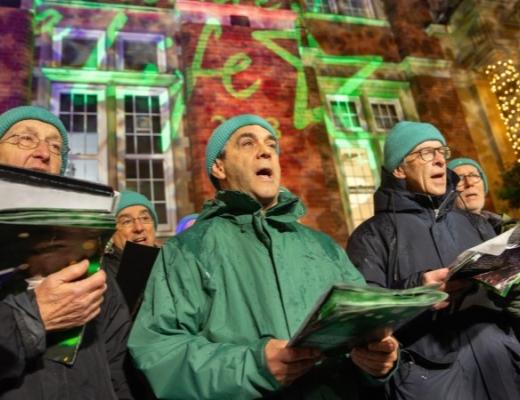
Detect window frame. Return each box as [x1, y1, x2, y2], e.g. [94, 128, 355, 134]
[50, 83, 108, 183]
[327, 95, 368, 133]
[52, 28, 106, 69]
[115, 86, 176, 232]
[367, 98, 404, 133]
[115, 32, 167, 73]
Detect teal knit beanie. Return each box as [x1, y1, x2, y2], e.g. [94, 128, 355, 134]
[0, 106, 69, 175]
[448, 157, 488, 193]
[205, 114, 278, 188]
[383, 121, 446, 172]
[116, 190, 159, 227]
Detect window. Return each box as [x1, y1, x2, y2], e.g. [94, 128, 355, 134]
[329, 96, 367, 132]
[51, 84, 107, 183]
[338, 146, 376, 229]
[116, 33, 166, 73]
[370, 99, 403, 132]
[305, 0, 375, 17]
[328, 94, 405, 228]
[53, 29, 105, 69]
[230, 15, 251, 27]
[337, 0, 375, 17]
[328, 95, 403, 134]
[116, 88, 175, 230]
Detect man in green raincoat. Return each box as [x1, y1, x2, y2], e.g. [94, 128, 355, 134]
[128, 114, 399, 399]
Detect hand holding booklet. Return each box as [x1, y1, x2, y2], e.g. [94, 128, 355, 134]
[288, 284, 447, 355]
[0, 163, 118, 365]
[448, 224, 520, 297]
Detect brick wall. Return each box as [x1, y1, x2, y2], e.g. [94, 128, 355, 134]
[0, 7, 33, 113]
[180, 21, 349, 242]
[305, 19, 401, 62]
[410, 75, 478, 160]
[384, 0, 444, 59]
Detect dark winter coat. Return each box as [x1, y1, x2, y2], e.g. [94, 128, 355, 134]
[347, 169, 520, 400]
[0, 274, 133, 400]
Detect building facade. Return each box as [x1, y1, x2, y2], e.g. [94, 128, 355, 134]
[0, 0, 517, 242]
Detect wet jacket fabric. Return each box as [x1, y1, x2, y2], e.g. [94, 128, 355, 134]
[0, 274, 133, 400]
[347, 170, 520, 400]
[129, 190, 387, 400]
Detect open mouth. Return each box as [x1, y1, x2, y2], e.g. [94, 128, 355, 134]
[132, 237, 147, 243]
[431, 173, 445, 180]
[256, 168, 273, 180]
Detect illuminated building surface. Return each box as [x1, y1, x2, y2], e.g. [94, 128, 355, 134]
[0, 0, 518, 241]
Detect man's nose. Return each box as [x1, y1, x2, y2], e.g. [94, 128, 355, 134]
[132, 219, 145, 231]
[257, 142, 273, 159]
[32, 140, 51, 159]
[432, 149, 446, 165]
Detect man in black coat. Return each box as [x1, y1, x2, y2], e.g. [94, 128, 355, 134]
[0, 106, 132, 399]
[347, 121, 520, 400]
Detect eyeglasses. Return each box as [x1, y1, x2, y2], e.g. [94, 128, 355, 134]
[456, 173, 481, 187]
[117, 214, 154, 228]
[407, 146, 451, 162]
[1, 134, 69, 156]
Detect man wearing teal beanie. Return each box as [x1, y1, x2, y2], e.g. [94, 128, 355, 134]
[448, 157, 488, 215]
[383, 120, 447, 173]
[348, 120, 520, 400]
[109, 190, 158, 254]
[0, 105, 69, 175]
[0, 106, 132, 398]
[448, 157, 488, 193]
[205, 113, 279, 189]
[448, 157, 516, 234]
[129, 114, 400, 399]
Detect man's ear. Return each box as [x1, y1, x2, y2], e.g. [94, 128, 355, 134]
[211, 159, 226, 181]
[392, 165, 407, 180]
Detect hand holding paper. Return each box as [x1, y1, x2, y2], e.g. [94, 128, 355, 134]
[264, 339, 321, 386]
[422, 268, 473, 310]
[35, 260, 107, 331]
[351, 334, 399, 377]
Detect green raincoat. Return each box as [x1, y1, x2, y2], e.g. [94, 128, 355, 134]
[129, 190, 381, 399]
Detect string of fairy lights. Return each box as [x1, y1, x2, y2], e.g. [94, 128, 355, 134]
[485, 59, 520, 160]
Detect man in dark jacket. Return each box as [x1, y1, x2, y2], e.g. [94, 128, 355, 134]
[102, 190, 159, 400]
[347, 121, 520, 400]
[103, 190, 158, 280]
[129, 114, 400, 399]
[448, 157, 517, 234]
[0, 106, 132, 399]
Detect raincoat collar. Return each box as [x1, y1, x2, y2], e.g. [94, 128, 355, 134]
[198, 188, 306, 224]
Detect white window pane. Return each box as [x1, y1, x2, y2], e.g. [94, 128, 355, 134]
[86, 134, 98, 153]
[65, 159, 99, 182]
[69, 133, 85, 154]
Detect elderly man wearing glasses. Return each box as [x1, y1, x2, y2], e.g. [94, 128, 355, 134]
[0, 106, 132, 399]
[347, 121, 520, 400]
[448, 157, 516, 234]
[102, 190, 158, 280]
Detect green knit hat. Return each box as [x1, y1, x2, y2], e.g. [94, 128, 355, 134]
[383, 121, 446, 172]
[116, 190, 159, 227]
[0, 106, 69, 175]
[205, 114, 278, 188]
[448, 157, 488, 193]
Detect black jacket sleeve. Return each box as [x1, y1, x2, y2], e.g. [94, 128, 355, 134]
[100, 274, 134, 400]
[0, 291, 46, 381]
[347, 216, 426, 289]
